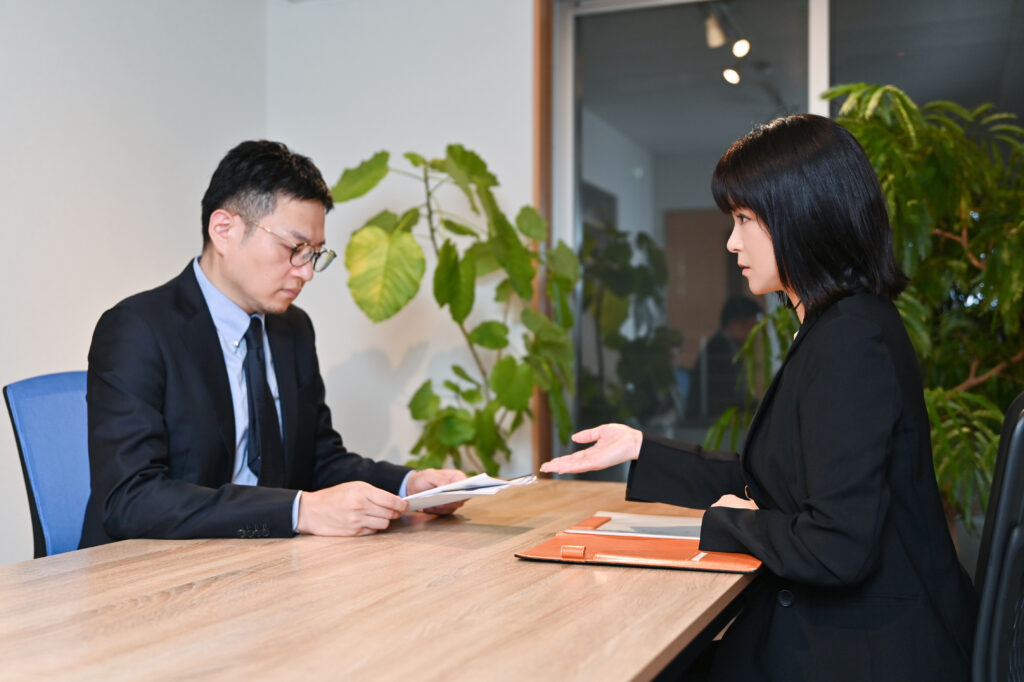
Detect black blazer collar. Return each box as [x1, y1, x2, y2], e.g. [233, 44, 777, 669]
[739, 309, 824, 503]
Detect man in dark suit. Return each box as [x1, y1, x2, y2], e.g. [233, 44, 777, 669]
[80, 140, 465, 547]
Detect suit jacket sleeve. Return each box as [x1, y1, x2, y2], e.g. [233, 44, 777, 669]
[626, 433, 746, 508]
[88, 305, 297, 541]
[700, 316, 899, 587]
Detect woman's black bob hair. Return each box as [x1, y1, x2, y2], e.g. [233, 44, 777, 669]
[712, 113, 908, 318]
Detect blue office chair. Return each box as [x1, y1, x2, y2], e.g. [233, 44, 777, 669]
[3, 371, 90, 557]
[972, 391, 1024, 682]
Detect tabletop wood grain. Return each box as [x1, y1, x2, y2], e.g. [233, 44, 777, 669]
[0, 480, 754, 681]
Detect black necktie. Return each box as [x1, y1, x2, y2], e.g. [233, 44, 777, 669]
[244, 316, 284, 487]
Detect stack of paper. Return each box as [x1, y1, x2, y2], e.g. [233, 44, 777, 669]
[563, 511, 702, 539]
[404, 473, 537, 511]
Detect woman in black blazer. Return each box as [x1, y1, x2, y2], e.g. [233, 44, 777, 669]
[542, 114, 977, 681]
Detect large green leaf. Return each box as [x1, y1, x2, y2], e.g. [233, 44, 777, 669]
[474, 402, 500, 460]
[446, 144, 498, 187]
[451, 365, 480, 386]
[489, 356, 534, 411]
[396, 208, 421, 232]
[362, 210, 399, 233]
[516, 206, 548, 242]
[547, 240, 580, 286]
[494, 278, 515, 303]
[548, 388, 572, 443]
[408, 380, 440, 420]
[599, 290, 630, 338]
[490, 214, 535, 299]
[547, 277, 574, 329]
[434, 241, 475, 324]
[404, 152, 427, 168]
[468, 321, 509, 349]
[332, 151, 390, 203]
[434, 240, 459, 308]
[451, 253, 476, 324]
[345, 225, 425, 321]
[444, 147, 479, 214]
[466, 241, 500, 278]
[438, 408, 476, 447]
[442, 218, 479, 237]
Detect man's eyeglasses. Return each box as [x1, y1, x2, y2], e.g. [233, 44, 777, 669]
[253, 223, 336, 272]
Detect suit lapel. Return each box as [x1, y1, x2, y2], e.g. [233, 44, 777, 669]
[174, 265, 236, 460]
[266, 315, 297, 475]
[740, 311, 821, 502]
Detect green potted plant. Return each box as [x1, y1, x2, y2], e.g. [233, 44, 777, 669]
[578, 219, 682, 428]
[709, 84, 1024, 531]
[331, 145, 579, 475]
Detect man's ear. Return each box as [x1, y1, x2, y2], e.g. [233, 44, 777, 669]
[207, 209, 239, 254]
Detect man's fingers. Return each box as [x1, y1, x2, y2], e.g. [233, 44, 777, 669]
[360, 514, 391, 530]
[422, 499, 466, 515]
[364, 486, 408, 514]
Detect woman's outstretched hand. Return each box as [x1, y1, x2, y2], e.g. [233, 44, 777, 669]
[539, 424, 643, 475]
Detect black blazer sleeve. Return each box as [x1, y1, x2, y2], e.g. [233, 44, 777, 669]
[626, 434, 746, 508]
[700, 314, 899, 586]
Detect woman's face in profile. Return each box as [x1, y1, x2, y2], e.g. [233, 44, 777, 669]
[726, 208, 783, 297]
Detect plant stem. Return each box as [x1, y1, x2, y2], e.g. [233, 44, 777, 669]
[933, 227, 985, 271]
[390, 168, 425, 181]
[952, 348, 1024, 393]
[460, 444, 486, 474]
[422, 166, 492, 402]
[423, 167, 440, 258]
[933, 201, 985, 271]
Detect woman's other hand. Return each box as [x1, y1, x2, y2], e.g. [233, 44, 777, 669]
[539, 424, 642, 474]
[710, 494, 759, 510]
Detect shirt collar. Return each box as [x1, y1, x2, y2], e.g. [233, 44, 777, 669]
[192, 256, 263, 348]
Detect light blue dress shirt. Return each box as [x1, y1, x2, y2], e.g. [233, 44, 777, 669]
[192, 258, 410, 533]
[192, 258, 302, 527]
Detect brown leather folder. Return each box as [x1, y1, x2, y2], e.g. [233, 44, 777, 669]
[515, 515, 762, 573]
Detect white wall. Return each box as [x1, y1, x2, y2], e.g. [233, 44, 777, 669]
[265, 0, 536, 475]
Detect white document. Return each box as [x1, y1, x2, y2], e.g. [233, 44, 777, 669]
[562, 510, 702, 539]
[403, 473, 537, 511]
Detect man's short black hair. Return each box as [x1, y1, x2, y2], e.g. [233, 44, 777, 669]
[711, 114, 908, 318]
[721, 295, 762, 328]
[200, 140, 334, 247]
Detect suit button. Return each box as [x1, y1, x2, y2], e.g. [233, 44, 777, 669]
[236, 529, 246, 538]
[777, 589, 794, 607]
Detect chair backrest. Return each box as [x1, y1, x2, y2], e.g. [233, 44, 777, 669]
[3, 371, 90, 557]
[973, 391, 1024, 682]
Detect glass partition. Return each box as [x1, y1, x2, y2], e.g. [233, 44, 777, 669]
[571, 1, 810, 473]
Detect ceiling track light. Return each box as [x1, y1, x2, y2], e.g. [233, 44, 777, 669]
[705, 13, 726, 49]
[723, 67, 741, 85]
[705, 2, 751, 59]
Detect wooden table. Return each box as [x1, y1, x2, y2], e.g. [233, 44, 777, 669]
[0, 480, 755, 681]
